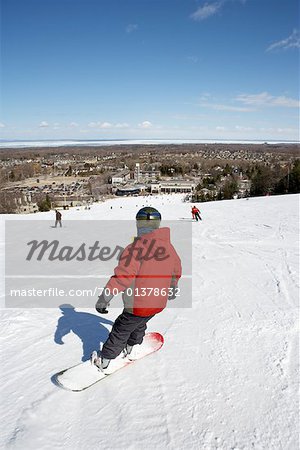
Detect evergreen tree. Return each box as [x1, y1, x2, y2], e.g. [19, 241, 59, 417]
[250, 166, 275, 197]
[274, 160, 300, 194]
[223, 179, 238, 199]
[37, 194, 52, 212]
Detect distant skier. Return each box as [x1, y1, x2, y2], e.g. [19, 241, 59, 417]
[94, 206, 182, 373]
[191, 205, 202, 221]
[55, 209, 62, 227]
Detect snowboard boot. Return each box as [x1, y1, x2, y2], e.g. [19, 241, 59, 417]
[125, 343, 143, 360]
[101, 356, 127, 375]
[90, 350, 101, 368]
[90, 351, 111, 373]
[124, 344, 133, 356]
[91, 351, 128, 375]
[101, 357, 110, 370]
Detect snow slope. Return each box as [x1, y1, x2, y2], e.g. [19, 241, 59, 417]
[0, 194, 299, 449]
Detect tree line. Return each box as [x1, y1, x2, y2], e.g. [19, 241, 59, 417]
[193, 159, 300, 202]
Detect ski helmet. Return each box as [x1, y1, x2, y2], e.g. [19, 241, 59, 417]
[136, 206, 161, 221]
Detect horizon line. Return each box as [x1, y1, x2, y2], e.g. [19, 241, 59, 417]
[0, 137, 299, 149]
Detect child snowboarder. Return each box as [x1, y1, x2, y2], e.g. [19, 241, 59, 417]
[94, 206, 182, 373]
[191, 205, 202, 221]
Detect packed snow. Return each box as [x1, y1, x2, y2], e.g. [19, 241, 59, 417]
[0, 193, 299, 449]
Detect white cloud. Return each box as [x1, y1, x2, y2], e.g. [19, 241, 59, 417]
[69, 122, 79, 128]
[138, 121, 153, 129]
[276, 127, 297, 134]
[100, 122, 113, 129]
[190, 2, 222, 21]
[197, 91, 299, 113]
[0, 122, 6, 128]
[216, 126, 227, 131]
[259, 127, 298, 135]
[190, 0, 246, 21]
[199, 93, 212, 101]
[187, 55, 199, 63]
[126, 24, 138, 33]
[39, 121, 49, 128]
[171, 113, 206, 120]
[236, 92, 299, 108]
[272, 96, 300, 108]
[115, 123, 129, 128]
[266, 29, 300, 52]
[235, 125, 253, 131]
[88, 121, 112, 128]
[199, 102, 254, 112]
[88, 121, 127, 129]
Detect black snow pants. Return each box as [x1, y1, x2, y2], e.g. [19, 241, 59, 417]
[101, 310, 154, 360]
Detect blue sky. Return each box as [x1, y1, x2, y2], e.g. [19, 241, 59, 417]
[1, 0, 299, 141]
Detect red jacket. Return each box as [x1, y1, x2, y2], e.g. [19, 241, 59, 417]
[106, 227, 182, 317]
[192, 207, 200, 215]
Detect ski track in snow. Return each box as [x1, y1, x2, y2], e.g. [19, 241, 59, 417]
[0, 193, 299, 449]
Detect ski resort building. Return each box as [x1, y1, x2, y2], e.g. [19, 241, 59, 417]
[110, 171, 131, 185]
[115, 184, 146, 196]
[150, 180, 196, 194]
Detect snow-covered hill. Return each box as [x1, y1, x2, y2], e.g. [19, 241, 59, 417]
[0, 194, 299, 449]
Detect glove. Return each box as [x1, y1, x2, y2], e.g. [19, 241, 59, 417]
[168, 286, 177, 301]
[96, 299, 109, 314]
[95, 289, 113, 314]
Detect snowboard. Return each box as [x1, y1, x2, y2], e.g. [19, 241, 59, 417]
[55, 332, 164, 392]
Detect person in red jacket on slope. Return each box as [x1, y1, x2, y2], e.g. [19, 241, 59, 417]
[191, 205, 202, 221]
[94, 206, 182, 373]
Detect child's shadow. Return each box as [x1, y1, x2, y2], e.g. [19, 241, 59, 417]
[54, 304, 113, 361]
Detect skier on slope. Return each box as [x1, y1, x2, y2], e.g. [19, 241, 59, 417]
[191, 205, 202, 221]
[93, 206, 182, 373]
[54, 209, 62, 228]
